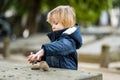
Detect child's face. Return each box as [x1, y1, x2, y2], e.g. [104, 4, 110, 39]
[51, 22, 64, 31]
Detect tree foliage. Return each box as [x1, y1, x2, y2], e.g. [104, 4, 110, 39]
[68, 0, 110, 24]
[0, 0, 112, 36]
[112, 0, 120, 8]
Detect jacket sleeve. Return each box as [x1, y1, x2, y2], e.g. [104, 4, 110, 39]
[42, 38, 75, 56]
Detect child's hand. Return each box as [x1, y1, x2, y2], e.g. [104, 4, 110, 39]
[27, 49, 44, 64]
[27, 52, 35, 64]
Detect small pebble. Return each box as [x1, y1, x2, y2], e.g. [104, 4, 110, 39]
[31, 64, 40, 70]
[3, 75, 6, 77]
[28, 74, 32, 76]
[1, 70, 5, 72]
[14, 68, 18, 70]
[26, 77, 31, 79]
[30, 60, 49, 71]
[39, 61, 49, 71]
[8, 75, 14, 77]
[0, 78, 4, 80]
[53, 70, 56, 72]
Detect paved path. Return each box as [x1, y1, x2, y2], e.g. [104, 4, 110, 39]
[1, 33, 120, 55]
[0, 33, 97, 54]
[78, 35, 120, 55]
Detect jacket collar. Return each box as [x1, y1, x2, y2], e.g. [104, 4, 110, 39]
[47, 24, 82, 49]
[47, 28, 67, 42]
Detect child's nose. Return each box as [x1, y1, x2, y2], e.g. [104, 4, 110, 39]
[52, 25, 55, 29]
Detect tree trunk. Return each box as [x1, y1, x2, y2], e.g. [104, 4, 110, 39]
[25, 0, 41, 36]
[11, 15, 23, 37]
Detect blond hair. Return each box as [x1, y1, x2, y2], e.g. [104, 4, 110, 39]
[47, 5, 76, 28]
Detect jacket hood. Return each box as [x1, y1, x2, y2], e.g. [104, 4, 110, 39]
[63, 25, 82, 49]
[47, 25, 82, 49]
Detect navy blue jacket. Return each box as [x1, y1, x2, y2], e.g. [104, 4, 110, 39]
[42, 25, 82, 70]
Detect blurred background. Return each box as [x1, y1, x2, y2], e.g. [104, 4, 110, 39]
[0, 0, 120, 80]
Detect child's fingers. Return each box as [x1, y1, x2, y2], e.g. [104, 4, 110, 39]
[27, 52, 33, 58]
[31, 54, 37, 60]
[37, 55, 42, 62]
[30, 52, 33, 55]
[27, 61, 31, 64]
[27, 52, 34, 61]
[27, 55, 32, 61]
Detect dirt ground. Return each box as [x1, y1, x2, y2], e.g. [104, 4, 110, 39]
[0, 54, 120, 80]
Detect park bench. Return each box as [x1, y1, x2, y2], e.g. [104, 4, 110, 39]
[78, 44, 110, 68]
[0, 36, 10, 58]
